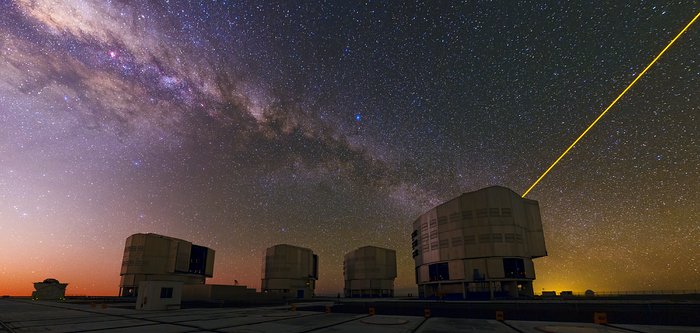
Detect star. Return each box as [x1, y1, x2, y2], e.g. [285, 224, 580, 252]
[0, 1, 697, 296]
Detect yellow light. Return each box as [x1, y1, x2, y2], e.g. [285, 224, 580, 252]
[522, 11, 700, 198]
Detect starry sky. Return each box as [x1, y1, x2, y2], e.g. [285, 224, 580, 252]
[1, 1, 698, 296]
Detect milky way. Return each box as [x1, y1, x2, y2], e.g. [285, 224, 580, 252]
[1, 1, 698, 295]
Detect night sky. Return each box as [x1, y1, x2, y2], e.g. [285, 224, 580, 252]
[1, 1, 698, 296]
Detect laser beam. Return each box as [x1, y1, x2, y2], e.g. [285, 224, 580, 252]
[522, 10, 700, 198]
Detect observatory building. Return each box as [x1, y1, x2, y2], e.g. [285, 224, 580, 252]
[411, 186, 547, 299]
[261, 244, 318, 299]
[119, 233, 215, 297]
[32, 278, 68, 300]
[343, 246, 397, 298]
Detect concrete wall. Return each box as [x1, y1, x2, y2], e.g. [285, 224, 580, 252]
[182, 284, 256, 301]
[136, 281, 183, 310]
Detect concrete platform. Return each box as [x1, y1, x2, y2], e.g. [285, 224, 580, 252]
[610, 324, 700, 332]
[1, 299, 698, 333]
[219, 313, 363, 332]
[317, 298, 700, 326]
[507, 320, 632, 332]
[314, 315, 423, 332]
[415, 318, 516, 332]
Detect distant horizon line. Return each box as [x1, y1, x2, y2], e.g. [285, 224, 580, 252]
[4, 289, 699, 298]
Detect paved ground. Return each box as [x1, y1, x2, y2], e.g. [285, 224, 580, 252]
[1, 299, 698, 332]
[312, 298, 700, 326]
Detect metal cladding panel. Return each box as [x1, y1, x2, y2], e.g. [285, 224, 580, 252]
[487, 257, 504, 279]
[419, 265, 429, 283]
[435, 199, 458, 237]
[297, 250, 308, 276]
[120, 254, 129, 275]
[448, 260, 465, 280]
[464, 258, 487, 282]
[439, 247, 450, 260]
[524, 258, 536, 279]
[121, 235, 134, 264]
[374, 279, 394, 289]
[386, 249, 397, 278]
[527, 231, 547, 257]
[121, 234, 146, 275]
[412, 218, 421, 233]
[524, 201, 547, 257]
[351, 280, 371, 289]
[343, 259, 352, 279]
[120, 274, 135, 286]
[264, 279, 285, 290]
[345, 246, 397, 280]
[124, 235, 135, 248]
[265, 278, 308, 290]
[167, 240, 179, 273]
[263, 244, 314, 280]
[144, 235, 170, 256]
[175, 241, 192, 273]
[486, 187, 509, 211]
[205, 248, 215, 277]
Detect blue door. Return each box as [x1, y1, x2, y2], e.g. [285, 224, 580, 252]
[297, 289, 304, 298]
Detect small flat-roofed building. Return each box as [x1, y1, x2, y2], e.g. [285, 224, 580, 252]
[411, 186, 547, 299]
[135, 281, 183, 310]
[261, 244, 318, 299]
[32, 278, 68, 300]
[119, 233, 215, 297]
[344, 246, 397, 298]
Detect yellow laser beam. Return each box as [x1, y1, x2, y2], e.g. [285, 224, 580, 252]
[522, 10, 700, 198]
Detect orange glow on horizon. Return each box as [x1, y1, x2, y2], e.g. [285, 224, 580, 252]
[0, 252, 266, 297]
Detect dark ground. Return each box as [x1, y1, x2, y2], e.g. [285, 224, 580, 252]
[300, 295, 700, 326]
